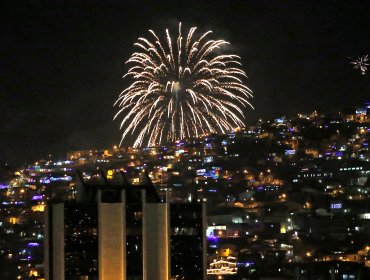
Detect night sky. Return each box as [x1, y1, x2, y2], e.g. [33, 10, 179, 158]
[1, 0, 369, 163]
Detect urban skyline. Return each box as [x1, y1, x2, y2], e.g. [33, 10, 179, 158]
[1, 103, 370, 279]
[1, 1, 370, 279]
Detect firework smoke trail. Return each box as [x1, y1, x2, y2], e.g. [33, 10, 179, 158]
[349, 55, 369, 75]
[114, 23, 253, 147]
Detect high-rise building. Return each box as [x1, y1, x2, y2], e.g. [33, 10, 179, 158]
[44, 170, 206, 280]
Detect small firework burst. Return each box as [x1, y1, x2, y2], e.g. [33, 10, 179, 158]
[349, 55, 369, 75]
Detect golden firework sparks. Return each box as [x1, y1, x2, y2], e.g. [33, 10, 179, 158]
[114, 23, 253, 147]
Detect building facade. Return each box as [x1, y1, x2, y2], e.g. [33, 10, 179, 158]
[44, 171, 206, 280]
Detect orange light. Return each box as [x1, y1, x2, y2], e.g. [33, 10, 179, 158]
[9, 217, 19, 224]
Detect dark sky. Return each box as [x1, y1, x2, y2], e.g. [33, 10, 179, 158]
[1, 0, 369, 163]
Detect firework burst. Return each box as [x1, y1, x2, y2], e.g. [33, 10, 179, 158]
[114, 23, 253, 147]
[349, 55, 369, 75]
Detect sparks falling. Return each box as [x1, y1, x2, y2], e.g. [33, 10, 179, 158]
[349, 55, 369, 75]
[114, 23, 253, 147]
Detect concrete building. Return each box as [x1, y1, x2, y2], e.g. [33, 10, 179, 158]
[44, 170, 206, 280]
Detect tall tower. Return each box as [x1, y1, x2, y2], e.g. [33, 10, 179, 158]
[44, 170, 205, 280]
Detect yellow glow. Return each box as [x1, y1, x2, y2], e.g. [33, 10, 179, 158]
[32, 205, 45, 212]
[280, 225, 287, 234]
[30, 270, 39, 277]
[107, 170, 114, 179]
